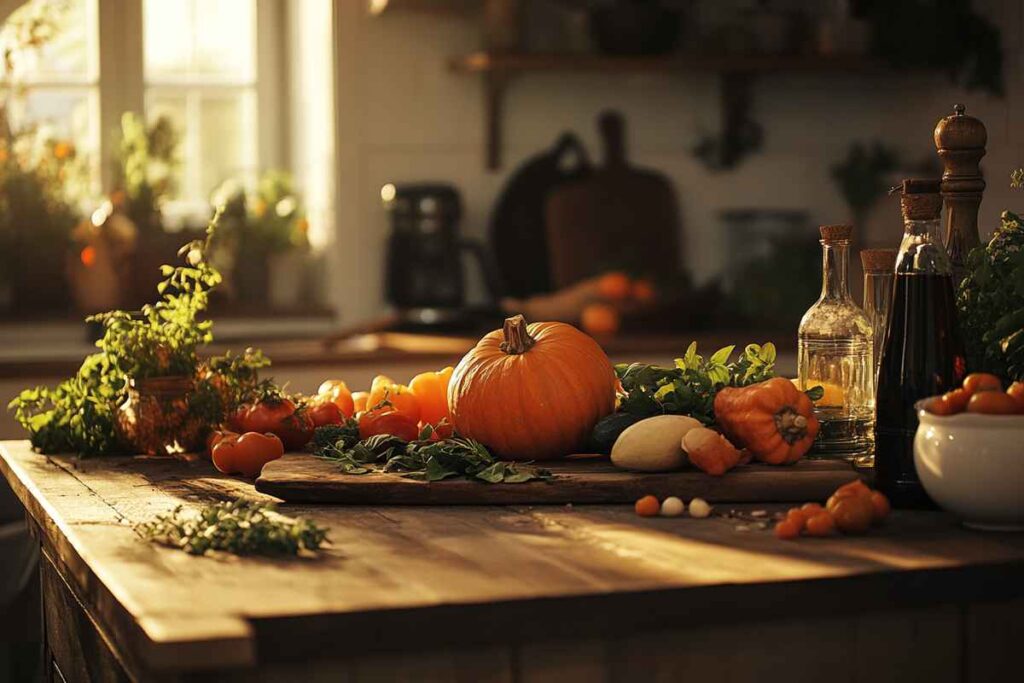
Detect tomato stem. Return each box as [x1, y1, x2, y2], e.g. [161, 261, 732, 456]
[500, 314, 536, 355]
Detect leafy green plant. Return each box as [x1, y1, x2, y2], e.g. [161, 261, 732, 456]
[213, 170, 309, 255]
[311, 422, 553, 484]
[116, 111, 179, 232]
[137, 500, 328, 557]
[615, 342, 778, 425]
[8, 211, 273, 455]
[958, 208, 1024, 380]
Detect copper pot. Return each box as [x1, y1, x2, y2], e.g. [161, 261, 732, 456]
[115, 376, 205, 455]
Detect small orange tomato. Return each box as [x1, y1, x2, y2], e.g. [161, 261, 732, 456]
[581, 302, 620, 336]
[632, 279, 656, 304]
[409, 366, 454, 426]
[869, 490, 891, 523]
[597, 271, 632, 301]
[966, 390, 1019, 415]
[317, 379, 355, 417]
[804, 512, 837, 537]
[352, 391, 369, 414]
[801, 502, 825, 515]
[962, 372, 1002, 395]
[829, 496, 874, 535]
[785, 507, 810, 530]
[366, 375, 421, 423]
[775, 519, 801, 540]
[635, 495, 660, 517]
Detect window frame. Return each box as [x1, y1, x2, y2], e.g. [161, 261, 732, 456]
[95, 0, 284, 222]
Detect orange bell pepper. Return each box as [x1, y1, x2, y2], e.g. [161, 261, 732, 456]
[212, 432, 285, 478]
[713, 377, 819, 465]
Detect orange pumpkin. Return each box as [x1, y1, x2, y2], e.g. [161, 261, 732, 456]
[448, 314, 617, 461]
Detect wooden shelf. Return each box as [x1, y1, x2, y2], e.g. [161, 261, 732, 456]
[449, 50, 884, 76]
[448, 50, 886, 170]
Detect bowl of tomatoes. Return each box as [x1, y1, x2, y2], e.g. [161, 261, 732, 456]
[914, 374, 1024, 531]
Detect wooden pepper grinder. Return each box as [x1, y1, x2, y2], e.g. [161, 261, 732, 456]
[933, 104, 987, 282]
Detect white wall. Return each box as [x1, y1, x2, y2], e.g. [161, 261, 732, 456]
[330, 0, 1024, 325]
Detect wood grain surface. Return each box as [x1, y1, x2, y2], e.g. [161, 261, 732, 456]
[2, 440, 1023, 679]
[256, 453, 862, 505]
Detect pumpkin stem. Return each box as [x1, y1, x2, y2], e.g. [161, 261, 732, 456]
[500, 314, 536, 355]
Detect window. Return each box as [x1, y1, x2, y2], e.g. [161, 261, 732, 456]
[2, 0, 270, 213]
[143, 0, 259, 210]
[1, 0, 100, 191]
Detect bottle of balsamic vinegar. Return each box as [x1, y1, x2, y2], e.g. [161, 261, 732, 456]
[874, 179, 966, 507]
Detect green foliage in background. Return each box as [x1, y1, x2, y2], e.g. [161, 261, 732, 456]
[958, 207, 1024, 381]
[116, 111, 180, 232]
[213, 170, 310, 255]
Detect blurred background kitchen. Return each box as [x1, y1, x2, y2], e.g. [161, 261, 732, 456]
[0, 0, 1021, 441]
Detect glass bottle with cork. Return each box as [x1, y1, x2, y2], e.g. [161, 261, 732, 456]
[874, 179, 966, 507]
[797, 224, 874, 459]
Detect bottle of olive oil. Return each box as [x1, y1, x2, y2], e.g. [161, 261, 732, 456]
[797, 225, 874, 460]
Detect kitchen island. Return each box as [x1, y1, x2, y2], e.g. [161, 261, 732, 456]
[1, 440, 1021, 682]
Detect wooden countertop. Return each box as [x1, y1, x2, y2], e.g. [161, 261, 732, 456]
[2, 440, 1022, 679]
[0, 329, 794, 379]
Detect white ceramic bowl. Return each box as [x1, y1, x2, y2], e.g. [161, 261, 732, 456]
[914, 400, 1024, 531]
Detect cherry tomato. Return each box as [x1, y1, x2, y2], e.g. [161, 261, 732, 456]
[829, 496, 874, 534]
[966, 390, 1020, 415]
[962, 372, 1002, 395]
[211, 432, 284, 478]
[800, 502, 825, 515]
[1007, 381, 1024, 405]
[205, 429, 238, 460]
[597, 271, 632, 301]
[631, 279, 656, 304]
[352, 391, 370, 414]
[775, 519, 802, 540]
[358, 410, 421, 441]
[409, 367, 453, 426]
[805, 512, 836, 537]
[634, 495, 660, 517]
[784, 507, 810, 530]
[317, 379, 355, 417]
[307, 399, 344, 428]
[237, 398, 298, 434]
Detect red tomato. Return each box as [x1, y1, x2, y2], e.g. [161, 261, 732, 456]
[358, 410, 420, 441]
[236, 398, 298, 434]
[205, 430, 238, 460]
[966, 391, 1020, 415]
[962, 372, 1002, 395]
[211, 432, 284, 478]
[307, 399, 344, 428]
[829, 496, 874, 535]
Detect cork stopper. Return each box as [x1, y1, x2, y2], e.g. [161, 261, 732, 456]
[900, 178, 943, 221]
[860, 248, 897, 274]
[819, 224, 853, 242]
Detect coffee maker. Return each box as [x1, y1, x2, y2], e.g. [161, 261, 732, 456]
[382, 183, 501, 331]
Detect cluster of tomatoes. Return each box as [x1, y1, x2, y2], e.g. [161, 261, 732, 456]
[774, 480, 890, 540]
[580, 272, 657, 337]
[207, 367, 455, 478]
[925, 373, 1024, 416]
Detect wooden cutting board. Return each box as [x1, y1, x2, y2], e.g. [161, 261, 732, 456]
[544, 111, 682, 288]
[255, 454, 860, 505]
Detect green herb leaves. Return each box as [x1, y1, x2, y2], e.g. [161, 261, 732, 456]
[616, 342, 777, 425]
[137, 500, 328, 557]
[311, 424, 552, 484]
[958, 210, 1024, 380]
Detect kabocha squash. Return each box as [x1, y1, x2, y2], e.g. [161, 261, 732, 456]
[448, 314, 617, 461]
[714, 377, 819, 464]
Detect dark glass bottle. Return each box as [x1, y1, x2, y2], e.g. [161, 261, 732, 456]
[874, 179, 966, 507]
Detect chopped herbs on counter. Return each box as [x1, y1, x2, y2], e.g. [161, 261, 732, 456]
[311, 423, 553, 484]
[137, 500, 328, 557]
